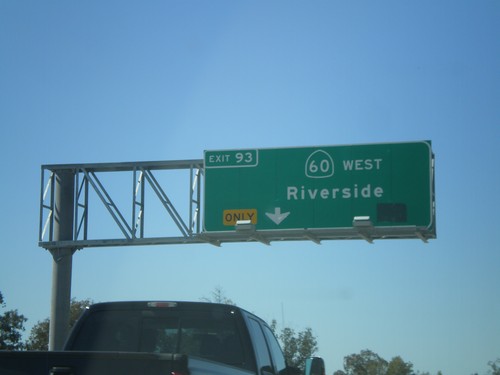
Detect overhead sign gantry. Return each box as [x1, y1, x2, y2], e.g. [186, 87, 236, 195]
[39, 141, 435, 250]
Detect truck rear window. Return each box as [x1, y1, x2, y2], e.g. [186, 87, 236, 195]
[70, 308, 248, 369]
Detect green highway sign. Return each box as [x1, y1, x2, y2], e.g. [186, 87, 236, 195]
[203, 141, 435, 237]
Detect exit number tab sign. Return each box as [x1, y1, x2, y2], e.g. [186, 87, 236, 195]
[205, 149, 258, 168]
[203, 142, 435, 235]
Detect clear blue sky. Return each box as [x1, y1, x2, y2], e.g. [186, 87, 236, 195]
[1, 1, 499, 374]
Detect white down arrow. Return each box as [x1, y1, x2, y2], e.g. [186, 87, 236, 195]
[265, 207, 290, 225]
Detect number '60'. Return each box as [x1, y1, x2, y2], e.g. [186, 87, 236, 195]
[305, 150, 334, 178]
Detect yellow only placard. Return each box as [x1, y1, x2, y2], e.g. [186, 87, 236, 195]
[223, 209, 257, 226]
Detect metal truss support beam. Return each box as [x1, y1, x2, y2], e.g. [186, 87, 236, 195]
[40, 160, 204, 249]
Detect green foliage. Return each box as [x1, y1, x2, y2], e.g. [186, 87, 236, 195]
[338, 350, 416, 375]
[386, 356, 414, 375]
[489, 359, 500, 375]
[343, 349, 388, 375]
[25, 319, 50, 350]
[26, 298, 93, 351]
[297, 328, 317, 366]
[0, 291, 28, 350]
[279, 326, 298, 366]
[270, 320, 318, 370]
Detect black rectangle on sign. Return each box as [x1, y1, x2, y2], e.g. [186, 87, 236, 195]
[377, 203, 407, 223]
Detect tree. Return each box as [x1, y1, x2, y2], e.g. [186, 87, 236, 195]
[270, 320, 318, 370]
[278, 326, 298, 366]
[343, 349, 388, 375]
[489, 358, 500, 375]
[26, 298, 93, 350]
[297, 327, 318, 368]
[386, 356, 414, 375]
[0, 291, 28, 350]
[336, 350, 447, 375]
[26, 318, 49, 350]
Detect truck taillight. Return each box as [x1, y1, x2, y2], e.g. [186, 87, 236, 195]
[147, 302, 178, 308]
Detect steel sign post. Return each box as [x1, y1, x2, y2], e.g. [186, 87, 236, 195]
[203, 141, 435, 240]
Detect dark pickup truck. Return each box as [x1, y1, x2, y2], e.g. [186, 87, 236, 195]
[0, 301, 324, 375]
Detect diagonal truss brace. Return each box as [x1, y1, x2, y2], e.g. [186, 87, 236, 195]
[83, 169, 134, 240]
[141, 169, 190, 237]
